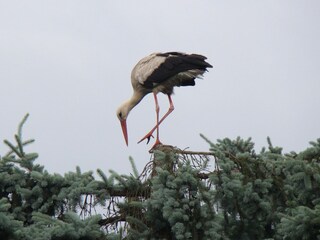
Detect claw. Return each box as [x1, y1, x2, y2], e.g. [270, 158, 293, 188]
[146, 135, 154, 144]
[138, 133, 154, 144]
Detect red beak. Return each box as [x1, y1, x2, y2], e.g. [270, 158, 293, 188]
[120, 119, 128, 146]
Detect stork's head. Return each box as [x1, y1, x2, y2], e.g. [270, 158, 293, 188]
[116, 103, 130, 146]
[116, 91, 145, 146]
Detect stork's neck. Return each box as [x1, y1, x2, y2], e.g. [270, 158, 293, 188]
[122, 91, 145, 116]
[130, 91, 145, 108]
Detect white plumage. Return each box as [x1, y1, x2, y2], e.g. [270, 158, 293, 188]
[116, 52, 212, 147]
[132, 53, 167, 85]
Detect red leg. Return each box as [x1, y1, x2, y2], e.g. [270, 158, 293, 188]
[138, 94, 174, 145]
[153, 93, 161, 146]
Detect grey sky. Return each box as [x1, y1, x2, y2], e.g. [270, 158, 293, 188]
[1, 1, 319, 175]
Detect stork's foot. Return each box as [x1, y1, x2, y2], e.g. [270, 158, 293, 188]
[137, 131, 154, 144]
[150, 139, 162, 151]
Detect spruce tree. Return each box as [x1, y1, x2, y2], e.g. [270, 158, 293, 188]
[1, 114, 319, 239]
[0, 114, 107, 240]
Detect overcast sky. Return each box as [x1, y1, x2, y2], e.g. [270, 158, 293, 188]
[1, 1, 319, 175]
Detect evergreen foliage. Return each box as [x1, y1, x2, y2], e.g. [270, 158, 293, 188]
[0, 115, 107, 240]
[201, 135, 320, 240]
[0, 115, 319, 239]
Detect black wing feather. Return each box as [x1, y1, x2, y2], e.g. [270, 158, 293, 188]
[144, 52, 212, 86]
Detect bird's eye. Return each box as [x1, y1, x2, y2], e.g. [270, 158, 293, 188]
[118, 112, 122, 119]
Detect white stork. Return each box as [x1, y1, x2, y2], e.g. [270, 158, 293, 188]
[116, 52, 212, 148]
